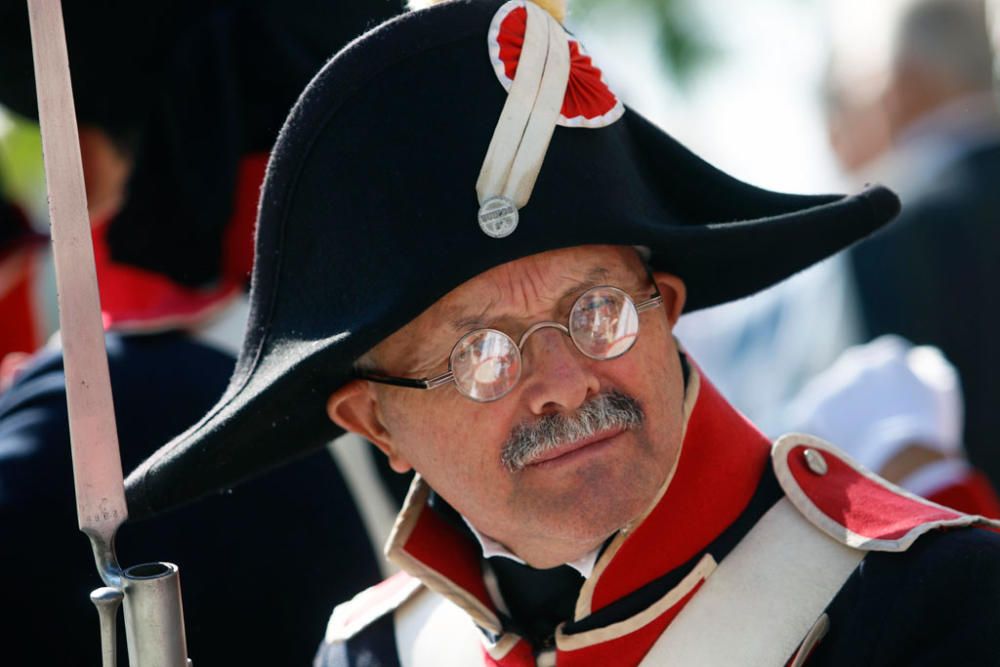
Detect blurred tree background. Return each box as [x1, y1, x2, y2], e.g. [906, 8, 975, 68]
[570, 0, 716, 85]
[0, 112, 44, 224]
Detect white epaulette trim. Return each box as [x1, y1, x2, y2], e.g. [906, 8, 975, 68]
[394, 584, 486, 667]
[324, 574, 424, 643]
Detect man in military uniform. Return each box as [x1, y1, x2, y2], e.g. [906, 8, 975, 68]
[126, 1, 1000, 664]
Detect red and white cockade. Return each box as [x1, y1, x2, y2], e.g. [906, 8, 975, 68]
[488, 0, 624, 128]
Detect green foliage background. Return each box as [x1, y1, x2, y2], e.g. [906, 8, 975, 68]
[569, 0, 716, 85]
[0, 109, 45, 222]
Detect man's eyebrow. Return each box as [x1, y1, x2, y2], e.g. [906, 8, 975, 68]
[449, 299, 497, 332]
[557, 267, 611, 302]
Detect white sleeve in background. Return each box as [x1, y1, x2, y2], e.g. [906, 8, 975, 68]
[784, 335, 964, 473]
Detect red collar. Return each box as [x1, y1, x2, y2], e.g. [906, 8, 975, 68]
[386, 361, 773, 646]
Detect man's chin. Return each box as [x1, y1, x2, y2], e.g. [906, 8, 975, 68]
[509, 511, 632, 569]
[511, 472, 661, 548]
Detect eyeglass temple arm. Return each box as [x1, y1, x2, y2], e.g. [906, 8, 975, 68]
[355, 370, 455, 390]
[636, 294, 663, 312]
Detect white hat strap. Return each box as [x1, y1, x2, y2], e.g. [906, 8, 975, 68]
[475, 2, 570, 237]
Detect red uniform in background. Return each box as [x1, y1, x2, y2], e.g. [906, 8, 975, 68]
[91, 155, 263, 332]
[0, 199, 45, 365]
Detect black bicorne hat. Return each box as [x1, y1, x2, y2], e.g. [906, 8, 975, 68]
[126, 0, 900, 518]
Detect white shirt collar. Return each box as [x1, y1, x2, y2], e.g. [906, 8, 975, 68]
[461, 515, 601, 579]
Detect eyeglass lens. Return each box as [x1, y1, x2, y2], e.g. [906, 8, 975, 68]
[569, 287, 640, 360]
[449, 287, 642, 401]
[449, 329, 522, 401]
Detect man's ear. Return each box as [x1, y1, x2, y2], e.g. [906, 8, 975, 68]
[652, 272, 687, 327]
[326, 381, 413, 473]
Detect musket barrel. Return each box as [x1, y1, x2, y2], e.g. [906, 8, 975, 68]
[122, 562, 191, 667]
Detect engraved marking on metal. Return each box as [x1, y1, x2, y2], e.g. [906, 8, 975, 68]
[478, 196, 519, 238]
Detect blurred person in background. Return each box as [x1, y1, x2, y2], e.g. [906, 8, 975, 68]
[817, 0, 1000, 513]
[842, 0, 1000, 490]
[681, 0, 1000, 518]
[0, 1, 403, 663]
[822, 63, 893, 181]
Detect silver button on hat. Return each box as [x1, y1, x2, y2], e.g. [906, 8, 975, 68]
[478, 196, 519, 238]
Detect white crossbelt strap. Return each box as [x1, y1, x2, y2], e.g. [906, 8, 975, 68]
[475, 1, 570, 209]
[395, 587, 485, 667]
[639, 498, 866, 667]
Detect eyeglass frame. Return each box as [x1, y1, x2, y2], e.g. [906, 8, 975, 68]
[354, 284, 663, 399]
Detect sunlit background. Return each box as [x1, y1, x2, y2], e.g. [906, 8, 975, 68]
[568, 0, 943, 188]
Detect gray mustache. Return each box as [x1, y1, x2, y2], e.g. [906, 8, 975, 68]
[500, 391, 645, 472]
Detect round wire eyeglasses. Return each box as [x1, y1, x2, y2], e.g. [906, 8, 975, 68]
[355, 285, 663, 402]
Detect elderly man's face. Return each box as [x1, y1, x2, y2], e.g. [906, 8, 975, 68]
[329, 245, 688, 568]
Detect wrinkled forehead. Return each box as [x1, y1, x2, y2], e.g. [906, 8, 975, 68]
[370, 245, 652, 362]
[435, 245, 646, 316]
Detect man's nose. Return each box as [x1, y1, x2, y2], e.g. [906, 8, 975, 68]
[519, 327, 600, 415]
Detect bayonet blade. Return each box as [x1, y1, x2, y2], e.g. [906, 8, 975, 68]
[26, 0, 127, 584]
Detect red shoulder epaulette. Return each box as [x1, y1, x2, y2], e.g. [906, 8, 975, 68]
[772, 434, 1000, 552]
